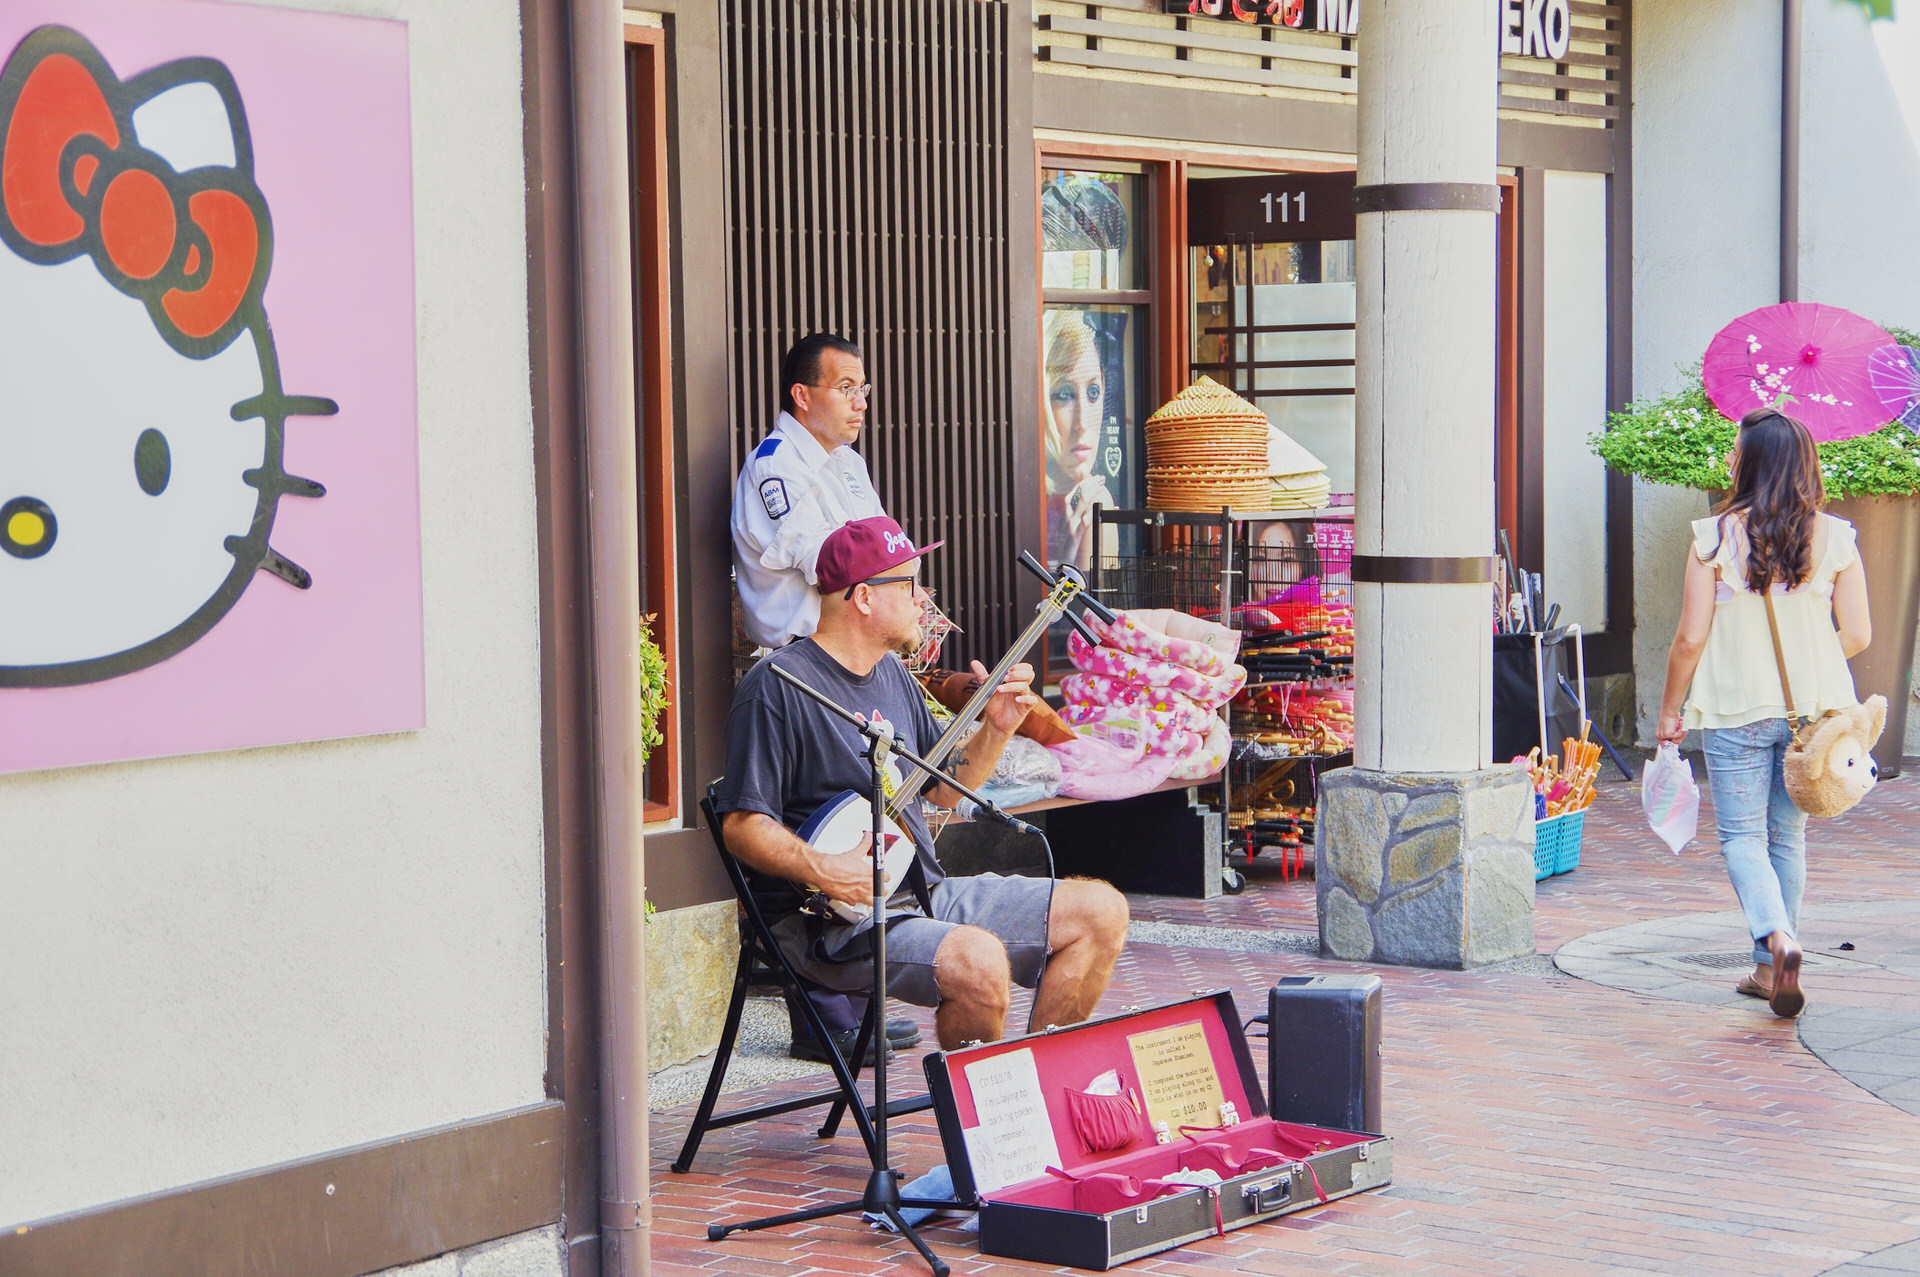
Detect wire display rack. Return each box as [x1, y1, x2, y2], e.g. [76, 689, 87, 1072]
[1086, 506, 1356, 888]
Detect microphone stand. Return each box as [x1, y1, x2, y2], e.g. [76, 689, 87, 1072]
[707, 662, 1038, 1276]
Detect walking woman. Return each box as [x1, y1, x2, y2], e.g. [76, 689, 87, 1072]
[1655, 409, 1872, 1019]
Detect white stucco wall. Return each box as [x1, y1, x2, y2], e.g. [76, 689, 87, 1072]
[1541, 169, 1612, 635]
[1631, 0, 1795, 743]
[1631, 0, 1920, 744]
[0, 0, 546, 1227]
[1804, 4, 1920, 752]
[1801, 6, 1920, 338]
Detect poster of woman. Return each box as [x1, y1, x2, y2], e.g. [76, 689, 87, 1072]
[1043, 307, 1126, 571]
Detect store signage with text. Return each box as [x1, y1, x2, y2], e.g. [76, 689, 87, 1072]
[1164, 0, 1575, 60]
[1186, 171, 1357, 245]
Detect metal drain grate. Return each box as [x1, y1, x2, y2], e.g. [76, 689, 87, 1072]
[1672, 952, 1756, 970]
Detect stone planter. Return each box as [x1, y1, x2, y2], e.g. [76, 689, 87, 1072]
[1825, 494, 1920, 778]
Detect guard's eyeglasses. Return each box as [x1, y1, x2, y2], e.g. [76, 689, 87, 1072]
[844, 574, 920, 601]
[814, 382, 873, 404]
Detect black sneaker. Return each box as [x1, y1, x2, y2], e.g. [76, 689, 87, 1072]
[884, 1017, 924, 1048]
[790, 1027, 891, 1065]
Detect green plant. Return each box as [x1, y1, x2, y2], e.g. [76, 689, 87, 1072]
[1589, 327, 1920, 499]
[638, 612, 669, 764]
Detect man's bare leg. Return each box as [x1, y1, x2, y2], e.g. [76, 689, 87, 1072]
[932, 925, 1013, 1049]
[1029, 877, 1129, 1032]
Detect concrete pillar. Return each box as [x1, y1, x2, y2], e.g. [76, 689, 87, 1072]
[1317, 0, 1535, 969]
[1353, 0, 1497, 771]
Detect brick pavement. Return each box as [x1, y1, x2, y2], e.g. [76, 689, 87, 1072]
[652, 770, 1920, 1275]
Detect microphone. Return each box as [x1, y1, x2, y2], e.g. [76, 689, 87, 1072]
[954, 796, 1042, 838]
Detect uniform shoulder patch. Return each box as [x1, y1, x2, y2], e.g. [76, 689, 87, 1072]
[759, 477, 791, 519]
[753, 435, 784, 459]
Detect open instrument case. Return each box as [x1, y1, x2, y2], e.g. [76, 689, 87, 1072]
[922, 991, 1392, 1270]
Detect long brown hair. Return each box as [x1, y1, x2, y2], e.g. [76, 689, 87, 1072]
[1713, 409, 1824, 592]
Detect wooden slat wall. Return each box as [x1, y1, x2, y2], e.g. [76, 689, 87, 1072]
[1032, 3, 1624, 129]
[723, 0, 1019, 665]
[1034, 4, 1356, 97]
[1497, 2, 1623, 123]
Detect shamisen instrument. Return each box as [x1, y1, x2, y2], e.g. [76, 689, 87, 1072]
[796, 556, 1114, 923]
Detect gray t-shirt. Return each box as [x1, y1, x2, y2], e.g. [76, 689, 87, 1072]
[714, 639, 946, 926]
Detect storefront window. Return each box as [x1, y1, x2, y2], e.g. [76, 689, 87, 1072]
[1042, 169, 1143, 294]
[1040, 168, 1148, 574]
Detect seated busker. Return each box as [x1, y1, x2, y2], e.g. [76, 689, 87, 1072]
[714, 517, 1130, 1050]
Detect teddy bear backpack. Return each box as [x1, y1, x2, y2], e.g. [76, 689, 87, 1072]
[1763, 593, 1886, 817]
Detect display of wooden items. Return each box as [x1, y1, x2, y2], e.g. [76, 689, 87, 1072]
[1524, 728, 1601, 817]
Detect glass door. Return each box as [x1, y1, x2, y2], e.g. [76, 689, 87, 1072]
[1187, 169, 1358, 508]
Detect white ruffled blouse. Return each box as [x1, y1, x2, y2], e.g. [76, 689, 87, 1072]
[1682, 512, 1860, 730]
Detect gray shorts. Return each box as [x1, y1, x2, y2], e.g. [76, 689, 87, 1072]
[770, 872, 1055, 1007]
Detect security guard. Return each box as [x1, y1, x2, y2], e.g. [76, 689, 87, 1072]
[731, 334, 886, 650]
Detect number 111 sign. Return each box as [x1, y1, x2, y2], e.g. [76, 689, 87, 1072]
[1187, 171, 1357, 245]
[1262, 189, 1308, 225]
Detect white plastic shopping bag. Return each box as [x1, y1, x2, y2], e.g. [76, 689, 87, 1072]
[1641, 742, 1700, 854]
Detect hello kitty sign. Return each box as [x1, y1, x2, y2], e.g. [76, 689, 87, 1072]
[0, 2, 420, 773]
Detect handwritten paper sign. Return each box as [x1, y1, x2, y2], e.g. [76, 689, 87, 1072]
[1127, 1022, 1226, 1133]
[961, 1048, 1063, 1192]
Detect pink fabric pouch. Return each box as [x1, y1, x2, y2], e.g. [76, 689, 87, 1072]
[1063, 1085, 1143, 1153]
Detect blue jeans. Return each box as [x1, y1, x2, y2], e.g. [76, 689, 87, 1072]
[1701, 718, 1807, 964]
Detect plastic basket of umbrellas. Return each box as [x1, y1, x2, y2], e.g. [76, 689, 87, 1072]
[1523, 733, 1602, 881]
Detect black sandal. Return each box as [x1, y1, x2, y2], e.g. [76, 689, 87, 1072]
[1768, 940, 1806, 1019]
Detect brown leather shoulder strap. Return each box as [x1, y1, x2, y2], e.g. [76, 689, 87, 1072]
[1761, 590, 1803, 728]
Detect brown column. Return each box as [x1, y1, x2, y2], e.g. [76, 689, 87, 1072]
[567, 0, 650, 1273]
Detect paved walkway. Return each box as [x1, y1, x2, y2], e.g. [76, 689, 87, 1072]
[649, 765, 1920, 1276]
[1559, 898, 1920, 1115]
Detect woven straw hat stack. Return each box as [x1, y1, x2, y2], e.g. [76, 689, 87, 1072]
[1264, 424, 1331, 511]
[1144, 377, 1274, 511]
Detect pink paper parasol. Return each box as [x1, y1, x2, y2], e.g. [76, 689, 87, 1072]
[1870, 343, 1920, 434]
[1702, 303, 1898, 442]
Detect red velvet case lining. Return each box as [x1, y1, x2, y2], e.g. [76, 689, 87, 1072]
[1005, 1120, 1367, 1211]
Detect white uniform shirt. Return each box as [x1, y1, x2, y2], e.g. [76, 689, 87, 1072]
[731, 411, 888, 648]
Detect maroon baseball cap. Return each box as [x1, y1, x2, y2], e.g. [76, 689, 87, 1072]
[816, 517, 944, 595]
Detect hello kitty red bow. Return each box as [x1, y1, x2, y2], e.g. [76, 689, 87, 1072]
[0, 29, 266, 353]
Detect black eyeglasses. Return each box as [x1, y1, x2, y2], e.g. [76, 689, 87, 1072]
[812, 382, 873, 403]
[843, 573, 920, 601]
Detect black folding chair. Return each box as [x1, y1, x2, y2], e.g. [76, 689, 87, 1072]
[670, 784, 934, 1174]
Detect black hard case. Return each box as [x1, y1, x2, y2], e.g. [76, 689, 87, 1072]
[922, 991, 1393, 1270]
[1267, 974, 1384, 1135]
